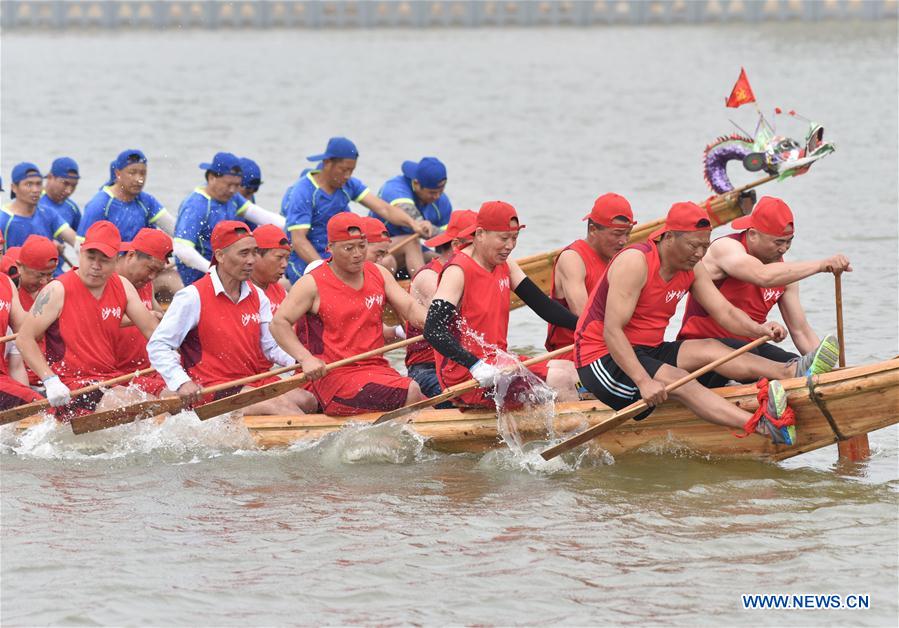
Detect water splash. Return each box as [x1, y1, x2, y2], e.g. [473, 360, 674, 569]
[1, 411, 256, 461]
[477, 439, 614, 474]
[296, 420, 434, 466]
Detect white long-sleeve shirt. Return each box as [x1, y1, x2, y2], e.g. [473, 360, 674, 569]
[147, 266, 293, 391]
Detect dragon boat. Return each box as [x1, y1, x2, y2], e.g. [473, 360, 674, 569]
[241, 358, 898, 461]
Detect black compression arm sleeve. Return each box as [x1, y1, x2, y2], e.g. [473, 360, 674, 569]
[514, 277, 579, 330]
[423, 299, 480, 370]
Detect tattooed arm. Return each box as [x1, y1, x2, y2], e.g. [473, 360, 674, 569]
[6, 276, 28, 331]
[16, 281, 65, 382]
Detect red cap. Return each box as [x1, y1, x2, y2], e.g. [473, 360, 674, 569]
[460, 201, 525, 237]
[361, 217, 391, 244]
[122, 228, 173, 262]
[210, 220, 253, 265]
[327, 212, 366, 243]
[648, 202, 713, 240]
[1, 247, 22, 276]
[252, 224, 290, 251]
[425, 209, 478, 248]
[583, 193, 636, 227]
[19, 235, 59, 270]
[82, 220, 122, 258]
[731, 196, 795, 236]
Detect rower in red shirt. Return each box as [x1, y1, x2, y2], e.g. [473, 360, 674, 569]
[424, 201, 581, 407]
[271, 213, 428, 416]
[115, 228, 172, 395]
[678, 196, 849, 379]
[546, 193, 636, 356]
[9, 235, 59, 386]
[0, 270, 43, 409]
[16, 221, 161, 418]
[361, 216, 398, 275]
[574, 202, 826, 446]
[250, 224, 291, 315]
[404, 209, 477, 400]
[147, 221, 317, 414]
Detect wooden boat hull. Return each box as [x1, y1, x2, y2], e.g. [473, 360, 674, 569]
[242, 359, 899, 462]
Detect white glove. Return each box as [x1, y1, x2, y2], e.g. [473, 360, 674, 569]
[43, 375, 71, 407]
[393, 324, 406, 340]
[469, 360, 499, 388]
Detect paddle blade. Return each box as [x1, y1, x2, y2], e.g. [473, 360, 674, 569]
[193, 376, 305, 421]
[70, 398, 182, 435]
[540, 403, 646, 461]
[0, 400, 50, 426]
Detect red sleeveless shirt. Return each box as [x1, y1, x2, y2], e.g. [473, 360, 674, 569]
[45, 270, 127, 386]
[17, 286, 43, 385]
[575, 240, 694, 367]
[545, 239, 608, 352]
[116, 281, 154, 372]
[0, 278, 14, 376]
[405, 258, 444, 368]
[306, 261, 388, 367]
[436, 253, 511, 389]
[678, 232, 786, 342]
[179, 275, 270, 386]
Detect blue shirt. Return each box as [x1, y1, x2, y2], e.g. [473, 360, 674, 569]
[0, 203, 70, 276]
[375, 174, 452, 237]
[39, 191, 81, 232]
[80, 186, 168, 242]
[283, 170, 369, 280]
[174, 187, 251, 285]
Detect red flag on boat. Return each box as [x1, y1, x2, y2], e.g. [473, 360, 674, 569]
[725, 68, 756, 108]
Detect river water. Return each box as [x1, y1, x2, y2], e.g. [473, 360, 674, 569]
[2, 22, 897, 626]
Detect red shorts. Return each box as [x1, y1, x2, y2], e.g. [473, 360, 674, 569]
[129, 373, 167, 397]
[311, 363, 412, 416]
[0, 375, 43, 411]
[441, 354, 547, 409]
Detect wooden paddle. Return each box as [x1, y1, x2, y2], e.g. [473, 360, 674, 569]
[387, 233, 420, 256]
[0, 367, 157, 427]
[834, 271, 846, 368]
[69, 361, 305, 435]
[372, 344, 575, 425]
[0, 333, 17, 344]
[540, 336, 771, 461]
[192, 335, 424, 421]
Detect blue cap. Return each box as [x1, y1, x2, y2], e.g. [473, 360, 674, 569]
[49, 156, 80, 179]
[306, 137, 359, 162]
[199, 152, 243, 177]
[239, 157, 262, 188]
[106, 149, 148, 186]
[401, 157, 447, 189]
[11, 162, 43, 184]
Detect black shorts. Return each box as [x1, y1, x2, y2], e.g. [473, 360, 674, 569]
[700, 338, 800, 388]
[577, 342, 683, 420]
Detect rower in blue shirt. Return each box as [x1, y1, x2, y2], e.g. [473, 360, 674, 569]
[374, 157, 452, 274]
[79, 149, 175, 243]
[173, 152, 285, 285]
[281, 136, 433, 282]
[39, 157, 82, 232]
[0, 163, 79, 275]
